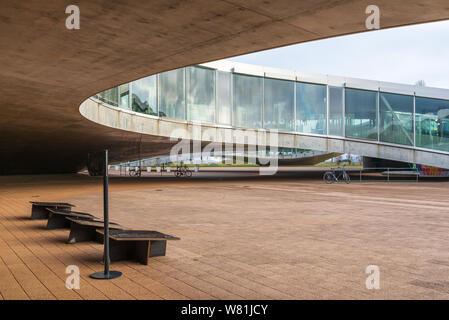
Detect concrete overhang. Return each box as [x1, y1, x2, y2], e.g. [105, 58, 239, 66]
[1, 0, 449, 173]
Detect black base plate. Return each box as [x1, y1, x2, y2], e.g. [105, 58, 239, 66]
[90, 270, 122, 279]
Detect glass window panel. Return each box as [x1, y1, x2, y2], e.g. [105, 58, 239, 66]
[233, 74, 262, 128]
[263, 78, 294, 131]
[186, 66, 215, 123]
[159, 69, 185, 120]
[119, 84, 130, 109]
[98, 87, 118, 107]
[379, 92, 413, 146]
[131, 76, 157, 115]
[345, 88, 378, 140]
[328, 86, 343, 136]
[415, 97, 449, 151]
[217, 71, 231, 125]
[296, 82, 327, 134]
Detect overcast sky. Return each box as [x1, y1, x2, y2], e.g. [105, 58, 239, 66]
[229, 20, 449, 89]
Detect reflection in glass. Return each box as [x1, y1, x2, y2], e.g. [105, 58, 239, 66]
[345, 88, 378, 140]
[131, 76, 157, 115]
[159, 69, 185, 120]
[415, 97, 449, 151]
[379, 92, 413, 146]
[93, 64, 449, 156]
[263, 78, 294, 130]
[328, 86, 343, 136]
[98, 87, 118, 107]
[217, 71, 231, 125]
[186, 66, 215, 123]
[233, 74, 262, 128]
[119, 84, 130, 109]
[296, 82, 327, 134]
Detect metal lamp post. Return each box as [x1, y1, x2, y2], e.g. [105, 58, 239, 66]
[90, 149, 122, 280]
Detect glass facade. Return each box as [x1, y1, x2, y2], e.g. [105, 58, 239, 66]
[328, 86, 343, 136]
[345, 88, 378, 140]
[296, 82, 327, 134]
[233, 74, 262, 128]
[416, 97, 449, 151]
[119, 84, 130, 109]
[263, 78, 294, 131]
[131, 76, 157, 115]
[98, 87, 118, 107]
[217, 71, 231, 125]
[186, 66, 215, 123]
[159, 69, 185, 120]
[94, 64, 449, 155]
[379, 92, 413, 146]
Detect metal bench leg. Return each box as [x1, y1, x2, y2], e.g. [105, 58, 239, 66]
[108, 240, 166, 265]
[108, 239, 132, 263]
[46, 214, 70, 229]
[31, 206, 49, 220]
[67, 224, 96, 243]
[149, 240, 167, 257]
[31, 205, 71, 220]
[95, 232, 104, 244]
[135, 241, 150, 265]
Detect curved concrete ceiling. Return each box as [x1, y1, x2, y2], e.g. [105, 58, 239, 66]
[1, 0, 449, 173]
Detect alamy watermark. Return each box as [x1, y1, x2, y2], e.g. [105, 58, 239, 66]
[64, 4, 379, 31]
[169, 124, 279, 175]
[365, 265, 380, 290]
[66, 265, 80, 290]
[65, 5, 80, 30]
[365, 5, 380, 30]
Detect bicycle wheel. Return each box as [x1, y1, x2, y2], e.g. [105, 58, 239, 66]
[343, 172, 351, 184]
[323, 172, 335, 184]
[175, 171, 182, 177]
[186, 170, 192, 177]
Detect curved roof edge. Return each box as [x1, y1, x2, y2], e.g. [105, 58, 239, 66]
[200, 59, 449, 98]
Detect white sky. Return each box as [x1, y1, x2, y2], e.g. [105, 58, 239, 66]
[229, 20, 449, 89]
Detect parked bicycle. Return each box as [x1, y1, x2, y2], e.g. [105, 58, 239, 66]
[129, 167, 142, 177]
[174, 164, 192, 178]
[323, 167, 350, 184]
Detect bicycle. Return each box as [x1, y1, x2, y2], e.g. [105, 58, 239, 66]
[129, 168, 142, 177]
[174, 165, 192, 178]
[323, 167, 350, 184]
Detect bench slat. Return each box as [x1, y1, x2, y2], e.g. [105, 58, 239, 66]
[96, 229, 180, 241]
[66, 217, 124, 229]
[30, 201, 74, 207]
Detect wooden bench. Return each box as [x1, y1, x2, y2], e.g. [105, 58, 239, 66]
[66, 218, 127, 244]
[30, 201, 75, 220]
[96, 229, 180, 265]
[46, 208, 96, 229]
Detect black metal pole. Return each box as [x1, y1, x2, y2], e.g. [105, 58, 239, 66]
[104, 149, 110, 275]
[90, 149, 122, 280]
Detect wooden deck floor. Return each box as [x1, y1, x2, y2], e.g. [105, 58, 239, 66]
[1, 172, 449, 299]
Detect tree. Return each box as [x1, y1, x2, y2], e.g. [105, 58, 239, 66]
[415, 80, 426, 87]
